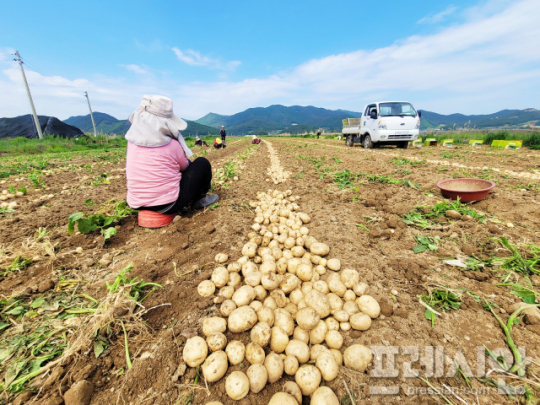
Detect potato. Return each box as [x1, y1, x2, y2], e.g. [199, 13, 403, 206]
[183, 336, 208, 367]
[357, 295, 381, 318]
[263, 297, 278, 310]
[333, 309, 349, 322]
[202, 351, 228, 382]
[250, 300, 263, 311]
[228, 307, 258, 333]
[343, 301, 360, 315]
[198, 280, 215, 297]
[328, 278, 347, 297]
[257, 306, 274, 326]
[281, 274, 299, 293]
[268, 392, 298, 405]
[340, 322, 351, 331]
[211, 267, 229, 288]
[304, 290, 331, 318]
[215, 253, 229, 264]
[297, 299, 307, 310]
[220, 300, 237, 317]
[311, 386, 339, 405]
[282, 250, 293, 260]
[227, 272, 241, 287]
[274, 309, 294, 336]
[254, 285, 268, 301]
[301, 282, 314, 295]
[202, 317, 227, 337]
[315, 350, 338, 381]
[309, 243, 329, 256]
[340, 269, 359, 289]
[295, 365, 321, 396]
[251, 322, 272, 347]
[284, 237, 296, 249]
[313, 280, 329, 294]
[242, 261, 258, 277]
[284, 303, 298, 319]
[260, 261, 277, 274]
[310, 344, 329, 361]
[289, 289, 304, 305]
[302, 252, 312, 261]
[271, 247, 283, 260]
[270, 289, 287, 308]
[325, 317, 339, 331]
[206, 402, 224, 405]
[245, 271, 262, 287]
[295, 237, 305, 246]
[293, 327, 310, 344]
[238, 256, 249, 265]
[349, 312, 372, 331]
[232, 285, 256, 307]
[327, 293, 344, 311]
[303, 236, 317, 249]
[276, 257, 288, 274]
[343, 289, 357, 302]
[296, 307, 320, 331]
[242, 242, 258, 258]
[225, 371, 250, 400]
[353, 282, 369, 297]
[310, 320, 328, 345]
[297, 212, 311, 224]
[246, 342, 265, 364]
[310, 272, 320, 283]
[326, 258, 340, 271]
[247, 364, 267, 394]
[218, 286, 235, 299]
[325, 330, 343, 349]
[344, 344, 373, 372]
[285, 339, 310, 364]
[284, 355, 299, 375]
[284, 381, 302, 405]
[207, 333, 227, 352]
[262, 272, 280, 290]
[314, 265, 326, 275]
[264, 352, 284, 383]
[291, 246, 306, 258]
[330, 349, 343, 365]
[226, 340, 245, 365]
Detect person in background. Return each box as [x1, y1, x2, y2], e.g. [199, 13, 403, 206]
[195, 136, 209, 147]
[219, 126, 227, 145]
[125, 95, 218, 214]
[316, 128, 322, 139]
[251, 135, 261, 144]
[213, 137, 224, 149]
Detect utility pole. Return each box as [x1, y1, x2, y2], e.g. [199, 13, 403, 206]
[84, 91, 97, 137]
[14, 51, 43, 139]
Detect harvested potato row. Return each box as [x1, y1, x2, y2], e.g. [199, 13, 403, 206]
[189, 189, 379, 402]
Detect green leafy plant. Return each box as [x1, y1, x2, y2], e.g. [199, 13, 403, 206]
[391, 157, 425, 166]
[333, 170, 355, 189]
[413, 235, 441, 253]
[67, 200, 135, 242]
[494, 237, 540, 276]
[358, 172, 420, 189]
[356, 224, 369, 232]
[0, 207, 14, 215]
[28, 173, 45, 188]
[420, 288, 462, 327]
[106, 264, 162, 304]
[90, 173, 110, 186]
[1, 257, 32, 277]
[403, 197, 485, 228]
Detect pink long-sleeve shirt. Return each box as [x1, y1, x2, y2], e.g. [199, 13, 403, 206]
[126, 140, 189, 208]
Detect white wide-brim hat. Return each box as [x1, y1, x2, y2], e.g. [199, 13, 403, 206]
[125, 95, 192, 157]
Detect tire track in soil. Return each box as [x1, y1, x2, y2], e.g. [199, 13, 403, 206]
[284, 138, 540, 181]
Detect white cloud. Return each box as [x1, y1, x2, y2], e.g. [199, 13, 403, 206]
[121, 64, 148, 74]
[418, 6, 458, 24]
[0, 0, 538, 121]
[172, 47, 241, 71]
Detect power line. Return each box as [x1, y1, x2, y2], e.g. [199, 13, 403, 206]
[17, 56, 86, 97]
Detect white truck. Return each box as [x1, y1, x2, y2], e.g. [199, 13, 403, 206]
[342, 101, 421, 149]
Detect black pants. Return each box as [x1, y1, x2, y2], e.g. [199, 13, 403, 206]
[142, 157, 212, 214]
[221, 134, 226, 144]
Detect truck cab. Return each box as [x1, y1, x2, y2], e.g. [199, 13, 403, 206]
[343, 101, 421, 148]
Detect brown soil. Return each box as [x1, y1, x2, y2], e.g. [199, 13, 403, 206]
[1, 138, 539, 405]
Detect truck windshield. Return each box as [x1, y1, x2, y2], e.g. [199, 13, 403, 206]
[379, 102, 417, 117]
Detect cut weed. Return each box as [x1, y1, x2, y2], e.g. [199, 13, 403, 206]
[420, 288, 462, 327]
[403, 198, 485, 229]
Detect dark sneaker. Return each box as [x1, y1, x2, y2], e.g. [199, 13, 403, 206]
[194, 194, 219, 209]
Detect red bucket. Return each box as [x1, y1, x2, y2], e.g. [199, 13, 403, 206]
[437, 178, 496, 202]
[138, 210, 176, 228]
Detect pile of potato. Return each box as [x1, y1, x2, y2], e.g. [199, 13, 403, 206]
[190, 189, 379, 404]
[263, 141, 291, 184]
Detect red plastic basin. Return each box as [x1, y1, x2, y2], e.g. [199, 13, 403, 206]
[437, 178, 495, 202]
[138, 210, 176, 228]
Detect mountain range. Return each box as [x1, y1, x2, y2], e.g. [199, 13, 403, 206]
[63, 112, 219, 136]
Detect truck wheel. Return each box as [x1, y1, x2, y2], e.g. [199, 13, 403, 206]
[398, 141, 409, 149]
[346, 136, 354, 147]
[363, 135, 373, 149]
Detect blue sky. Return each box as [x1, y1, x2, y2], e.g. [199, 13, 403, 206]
[1, 0, 539, 120]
